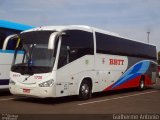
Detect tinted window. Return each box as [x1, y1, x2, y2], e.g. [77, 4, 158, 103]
[6, 38, 19, 50]
[96, 32, 156, 59]
[19, 31, 54, 44]
[0, 28, 21, 49]
[0, 32, 6, 49]
[58, 30, 94, 68]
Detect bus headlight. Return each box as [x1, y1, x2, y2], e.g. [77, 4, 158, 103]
[39, 79, 54, 87]
[10, 80, 16, 85]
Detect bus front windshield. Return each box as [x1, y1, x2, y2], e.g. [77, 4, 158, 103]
[11, 31, 57, 75]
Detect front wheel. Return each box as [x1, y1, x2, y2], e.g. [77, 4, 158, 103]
[78, 80, 92, 100]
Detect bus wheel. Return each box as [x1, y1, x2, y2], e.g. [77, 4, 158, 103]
[79, 80, 92, 100]
[139, 76, 145, 90]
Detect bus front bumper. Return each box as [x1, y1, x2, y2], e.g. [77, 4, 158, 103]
[9, 84, 56, 98]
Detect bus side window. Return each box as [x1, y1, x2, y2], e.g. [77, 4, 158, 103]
[57, 30, 94, 69]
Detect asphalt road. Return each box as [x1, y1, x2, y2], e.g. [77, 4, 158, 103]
[0, 81, 160, 120]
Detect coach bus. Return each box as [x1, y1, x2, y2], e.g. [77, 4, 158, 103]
[0, 20, 33, 89]
[9, 25, 157, 99]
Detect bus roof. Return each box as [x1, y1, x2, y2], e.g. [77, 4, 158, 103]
[23, 25, 120, 37]
[22, 25, 156, 47]
[0, 20, 34, 31]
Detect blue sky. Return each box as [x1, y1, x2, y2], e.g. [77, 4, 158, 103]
[0, 0, 160, 51]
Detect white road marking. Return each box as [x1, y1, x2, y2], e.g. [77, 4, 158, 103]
[78, 90, 158, 106]
[0, 98, 15, 101]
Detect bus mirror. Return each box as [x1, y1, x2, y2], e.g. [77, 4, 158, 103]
[48, 32, 58, 50]
[48, 32, 67, 50]
[2, 34, 18, 50]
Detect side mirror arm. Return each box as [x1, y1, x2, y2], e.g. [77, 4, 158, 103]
[2, 34, 17, 50]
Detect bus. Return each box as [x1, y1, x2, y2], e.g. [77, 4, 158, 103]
[0, 20, 33, 89]
[9, 25, 157, 99]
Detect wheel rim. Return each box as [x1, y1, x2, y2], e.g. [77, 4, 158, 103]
[81, 84, 89, 97]
[140, 80, 144, 89]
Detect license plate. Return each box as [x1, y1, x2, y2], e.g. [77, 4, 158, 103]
[23, 89, 30, 93]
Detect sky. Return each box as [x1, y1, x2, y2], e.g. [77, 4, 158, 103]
[0, 0, 160, 51]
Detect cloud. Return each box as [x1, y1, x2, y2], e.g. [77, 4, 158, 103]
[0, 0, 160, 51]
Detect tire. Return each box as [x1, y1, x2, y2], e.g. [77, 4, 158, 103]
[139, 76, 145, 90]
[78, 80, 92, 100]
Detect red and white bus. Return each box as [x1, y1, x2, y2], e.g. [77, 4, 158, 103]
[9, 25, 157, 99]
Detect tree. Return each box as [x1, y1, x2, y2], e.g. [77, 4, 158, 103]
[158, 51, 160, 65]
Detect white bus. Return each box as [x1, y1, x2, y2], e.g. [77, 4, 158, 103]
[0, 20, 33, 89]
[9, 25, 157, 99]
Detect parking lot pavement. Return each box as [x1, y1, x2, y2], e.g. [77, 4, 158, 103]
[0, 81, 159, 120]
[0, 87, 160, 115]
[0, 84, 160, 120]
